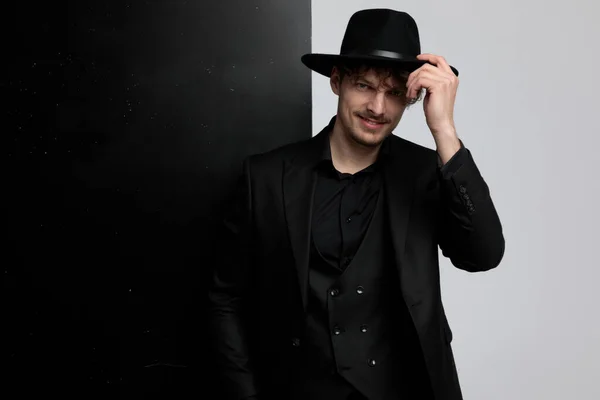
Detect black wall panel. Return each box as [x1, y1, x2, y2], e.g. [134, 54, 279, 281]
[4, 1, 311, 397]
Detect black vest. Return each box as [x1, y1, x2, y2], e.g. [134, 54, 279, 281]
[296, 184, 433, 400]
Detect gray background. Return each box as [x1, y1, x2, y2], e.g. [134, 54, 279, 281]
[311, 1, 599, 399]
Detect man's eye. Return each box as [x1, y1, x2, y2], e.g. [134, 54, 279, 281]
[390, 90, 403, 97]
[357, 83, 369, 90]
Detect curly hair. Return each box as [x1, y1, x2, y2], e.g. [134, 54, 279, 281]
[335, 59, 424, 106]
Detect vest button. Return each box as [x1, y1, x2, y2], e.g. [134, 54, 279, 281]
[333, 326, 342, 335]
[356, 286, 364, 295]
[368, 358, 377, 367]
[360, 324, 368, 333]
[329, 288, 340, 297]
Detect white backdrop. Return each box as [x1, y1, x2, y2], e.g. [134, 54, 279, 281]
[310, 1, 600, 399]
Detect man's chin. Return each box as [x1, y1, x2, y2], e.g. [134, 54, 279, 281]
[350, 129, 388, 148]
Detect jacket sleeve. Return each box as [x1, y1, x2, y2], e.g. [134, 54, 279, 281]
[436, 141, 505, 272]
[207, 156, 260, 400]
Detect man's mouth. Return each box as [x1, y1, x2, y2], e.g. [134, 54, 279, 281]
[358, 115, 386, 128]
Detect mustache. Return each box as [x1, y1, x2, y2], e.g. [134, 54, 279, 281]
[356, 113, 390, 124]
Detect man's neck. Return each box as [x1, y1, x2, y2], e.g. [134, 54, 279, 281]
[329, 121, 382, 174]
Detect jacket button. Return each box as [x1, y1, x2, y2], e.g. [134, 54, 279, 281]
[360, 324, 368, 333]
[291, 337, 300, 347]
[333, 326, 342, 335]
[329, 288, 340, 297]
[368, 358, 376, 367]
[356, 286, 364, 295]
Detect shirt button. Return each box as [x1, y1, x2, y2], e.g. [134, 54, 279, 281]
[329, 288, 340, 297]
[360, 324, 368, 333]
[356, 286, 364, 295]
[368, 359, 377, 367]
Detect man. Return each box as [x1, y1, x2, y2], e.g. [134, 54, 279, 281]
[208, 8, 504, 400]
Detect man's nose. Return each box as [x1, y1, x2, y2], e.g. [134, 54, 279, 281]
[367, 92, 386, 116]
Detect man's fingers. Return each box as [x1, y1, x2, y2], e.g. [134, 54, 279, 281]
[406, 73, 445, 99]
[416, 53, 454, 76]
[406, 63, 449, 90]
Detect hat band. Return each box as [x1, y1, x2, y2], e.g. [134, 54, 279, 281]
[345, 49, 412, 60]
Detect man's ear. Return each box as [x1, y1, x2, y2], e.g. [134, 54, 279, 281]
[330, 66, 341, 96]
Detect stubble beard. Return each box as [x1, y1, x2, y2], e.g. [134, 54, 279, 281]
[346, 118, 392, 149]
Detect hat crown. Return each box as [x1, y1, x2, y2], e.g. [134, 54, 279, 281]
[340, 9, 421, 56]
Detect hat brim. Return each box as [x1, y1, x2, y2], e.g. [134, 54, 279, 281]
[301, 53, 459, 77]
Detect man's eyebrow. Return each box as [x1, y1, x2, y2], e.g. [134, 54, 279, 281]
[355, 75, 403, 90]
[356, 76, 375, 85]
[380, 81, 403, 91]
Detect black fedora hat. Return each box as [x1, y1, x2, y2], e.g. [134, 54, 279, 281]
[301, 9, 459, 78]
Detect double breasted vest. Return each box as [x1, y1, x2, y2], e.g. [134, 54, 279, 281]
[295, 182, 433, 400]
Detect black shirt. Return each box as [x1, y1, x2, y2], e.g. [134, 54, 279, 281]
[311, 131, 391, 271]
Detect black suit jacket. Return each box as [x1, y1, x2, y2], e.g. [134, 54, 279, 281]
[208, 121, 505, 400]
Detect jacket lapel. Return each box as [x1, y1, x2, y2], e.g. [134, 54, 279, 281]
[383, 137, 421, 307]
[282, 125, 330, 311]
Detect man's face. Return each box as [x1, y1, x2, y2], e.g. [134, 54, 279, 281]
[330, 66, 408, 148]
